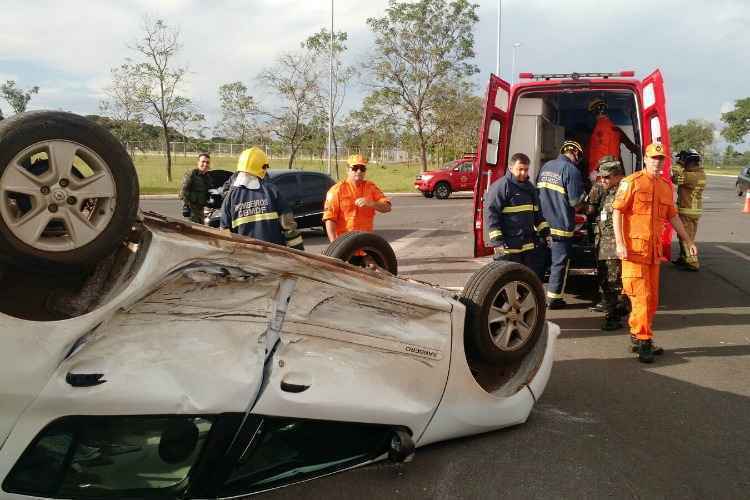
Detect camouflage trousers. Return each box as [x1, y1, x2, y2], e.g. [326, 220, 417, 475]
[597, 259, 627, 319]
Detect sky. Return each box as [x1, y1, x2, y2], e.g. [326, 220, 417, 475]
[1, 0, 748, 146]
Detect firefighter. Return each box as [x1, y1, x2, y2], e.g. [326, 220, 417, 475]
[612, 143, 698, 363]
[323, 154, 391, 242]
[587, 98, 639, 180]
[485, 152, 550, 281]
[537, 140, 586, 309]
[671, 149, 706, 271]
[590, 156, 629, 330]
[219, 147, 304, 250]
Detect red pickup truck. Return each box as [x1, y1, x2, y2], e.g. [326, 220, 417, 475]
[414, 154, 477, 199]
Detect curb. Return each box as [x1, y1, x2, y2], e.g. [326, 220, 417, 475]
[140, 191, 423, 200]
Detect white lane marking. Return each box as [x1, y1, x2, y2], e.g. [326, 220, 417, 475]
[706, 173, 739, 178]
[716, 245, 750, 263]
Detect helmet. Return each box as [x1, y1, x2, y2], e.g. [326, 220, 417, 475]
[560, 140, 584, 156]
[588, 97, 607, 113]
[675, 148, 701, 164]
[347, 154, 368, 167]
[237, 147, 269, 178]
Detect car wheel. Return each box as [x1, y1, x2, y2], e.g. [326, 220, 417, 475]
[422, 191, 434, 198]
[460, 261, 546, 363]
[0, 111, 139, 268]
[434, 182, 451, 200]
[323, 231, 398, 275]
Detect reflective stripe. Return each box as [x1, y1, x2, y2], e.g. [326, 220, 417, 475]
[489, 229, 503, 239]
[536, 221, 550, 232]
[547, 291, 564, 299]
[502, 204, 536, 213]
[504, 243, 536, 254]
[678, 207, 702, 216]
[550, 228, 574, 237]
[286, 235, 304, 247]
[537, 182, 567, 194]
[232, 211, 279, 228]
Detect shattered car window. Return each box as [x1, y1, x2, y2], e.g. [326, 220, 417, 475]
[220, 417, 393, 495]
[3, 415, 213, 498]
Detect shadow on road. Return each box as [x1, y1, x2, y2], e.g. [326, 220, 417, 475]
[263, 353, 750, 500]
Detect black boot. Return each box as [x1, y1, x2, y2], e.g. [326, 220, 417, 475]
[601, 316, 623, 331]
[629, 336, 663, 355]
[547, 298, 567, 310]
[637, 340, 655, 363]
[590, 301, 607, 313]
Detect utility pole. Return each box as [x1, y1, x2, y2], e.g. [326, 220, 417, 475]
[327, 0, 334, 178]
[512, 42, 521, 84]
[495, 0, 501, 76]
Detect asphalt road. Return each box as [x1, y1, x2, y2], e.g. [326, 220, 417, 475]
[142, 175, 750, 499]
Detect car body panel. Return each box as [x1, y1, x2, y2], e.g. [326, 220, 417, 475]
[0, 213, 558, 497]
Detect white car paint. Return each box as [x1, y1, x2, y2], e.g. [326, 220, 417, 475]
[0, 214, 557, 497]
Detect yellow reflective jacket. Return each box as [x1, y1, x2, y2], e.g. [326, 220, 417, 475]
[672, 164, 706, 217]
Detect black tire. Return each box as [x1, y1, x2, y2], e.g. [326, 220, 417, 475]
[422, 191, 434, 198]
[0, 111, 139, 268]
[460, 261, 546, 363]
[323, 231, 398, 275]
[434, 182, 451, 200]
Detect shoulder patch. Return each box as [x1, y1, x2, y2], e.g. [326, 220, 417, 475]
[617, 180, 629, 193]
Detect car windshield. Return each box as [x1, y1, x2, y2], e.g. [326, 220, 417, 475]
[440, 161, 461, 170]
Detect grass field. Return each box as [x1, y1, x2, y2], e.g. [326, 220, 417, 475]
[134, 154, 745, 194]
[135, 155, 426, 194]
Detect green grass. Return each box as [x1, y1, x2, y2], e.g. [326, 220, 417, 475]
[134, 154, 426, 194]
[702, 165, 744, 176]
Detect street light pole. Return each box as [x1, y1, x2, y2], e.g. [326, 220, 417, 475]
[512, 42, 521, 84]
[327, 0, 334, 177]
[495, 0, 501, 76]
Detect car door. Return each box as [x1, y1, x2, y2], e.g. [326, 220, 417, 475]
[271, 173, 303, 221]
[473, 75, 512, 257]
[640, 69, 674, 259]
[298, 172, 334, 229]
[458, 162, 474, 191]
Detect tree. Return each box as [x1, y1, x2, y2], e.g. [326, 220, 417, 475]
[721, 97, 750, 144]
[215, 82, 260, 144]
[431, 81, 482, 162]
[258, 50, 321, 169]
[129, 17, 193, 181]
[364, 0, 479, 171]
[304, 29, 356, 174]
[99, 63, 146, 149]
[669, 119, 714, 154]
[1, 80, 40, 114]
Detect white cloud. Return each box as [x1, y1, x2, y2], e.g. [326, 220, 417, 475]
[0, 0, 748, 135]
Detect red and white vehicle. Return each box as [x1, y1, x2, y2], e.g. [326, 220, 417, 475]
[414, 154, 477, 199]
[471, 70, 674, 270]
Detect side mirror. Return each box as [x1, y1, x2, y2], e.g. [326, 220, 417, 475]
[388, 429, 415, 463]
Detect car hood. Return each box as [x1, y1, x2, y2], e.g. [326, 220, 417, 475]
[0, 213, 455, 446]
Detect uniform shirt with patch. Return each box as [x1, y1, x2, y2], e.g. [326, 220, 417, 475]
[220, 180, 289, 245]
[612, 171, 677, 264]
[323, 180, 390, 238]
[537, 154, 585, 238]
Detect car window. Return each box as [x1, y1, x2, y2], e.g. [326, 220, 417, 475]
[3, 415, 213, 498]
[460, 162, 473, 172]
[219, 417, 392, 496]
[300, 173, 333, 197]
[271, 174, 300, 200]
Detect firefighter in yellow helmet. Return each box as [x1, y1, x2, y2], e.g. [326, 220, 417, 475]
[671, 149, 706, 271]
[219, 147, 304, 250]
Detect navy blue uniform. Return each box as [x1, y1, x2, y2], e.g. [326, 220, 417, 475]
[220, 180, 289, 246]
[485, 173, 550, 280]
[537, 155, 585, 302]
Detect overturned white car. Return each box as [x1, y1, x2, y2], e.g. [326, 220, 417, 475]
[0, 112, 557, 499]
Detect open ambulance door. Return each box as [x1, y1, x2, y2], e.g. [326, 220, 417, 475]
[473, 75, 511, 257]
[640, 69, 674, 260]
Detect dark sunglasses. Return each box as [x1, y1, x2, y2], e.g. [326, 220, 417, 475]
[350, 165, 367, 172]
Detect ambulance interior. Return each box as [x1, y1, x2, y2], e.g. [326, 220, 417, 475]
[508, 90, 641, 184]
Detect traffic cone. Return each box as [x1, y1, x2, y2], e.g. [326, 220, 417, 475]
[744, 190, 750, 214]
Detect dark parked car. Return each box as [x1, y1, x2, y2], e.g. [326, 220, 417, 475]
[206, 169, 336, 230]
[737, 165, 750, 197]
